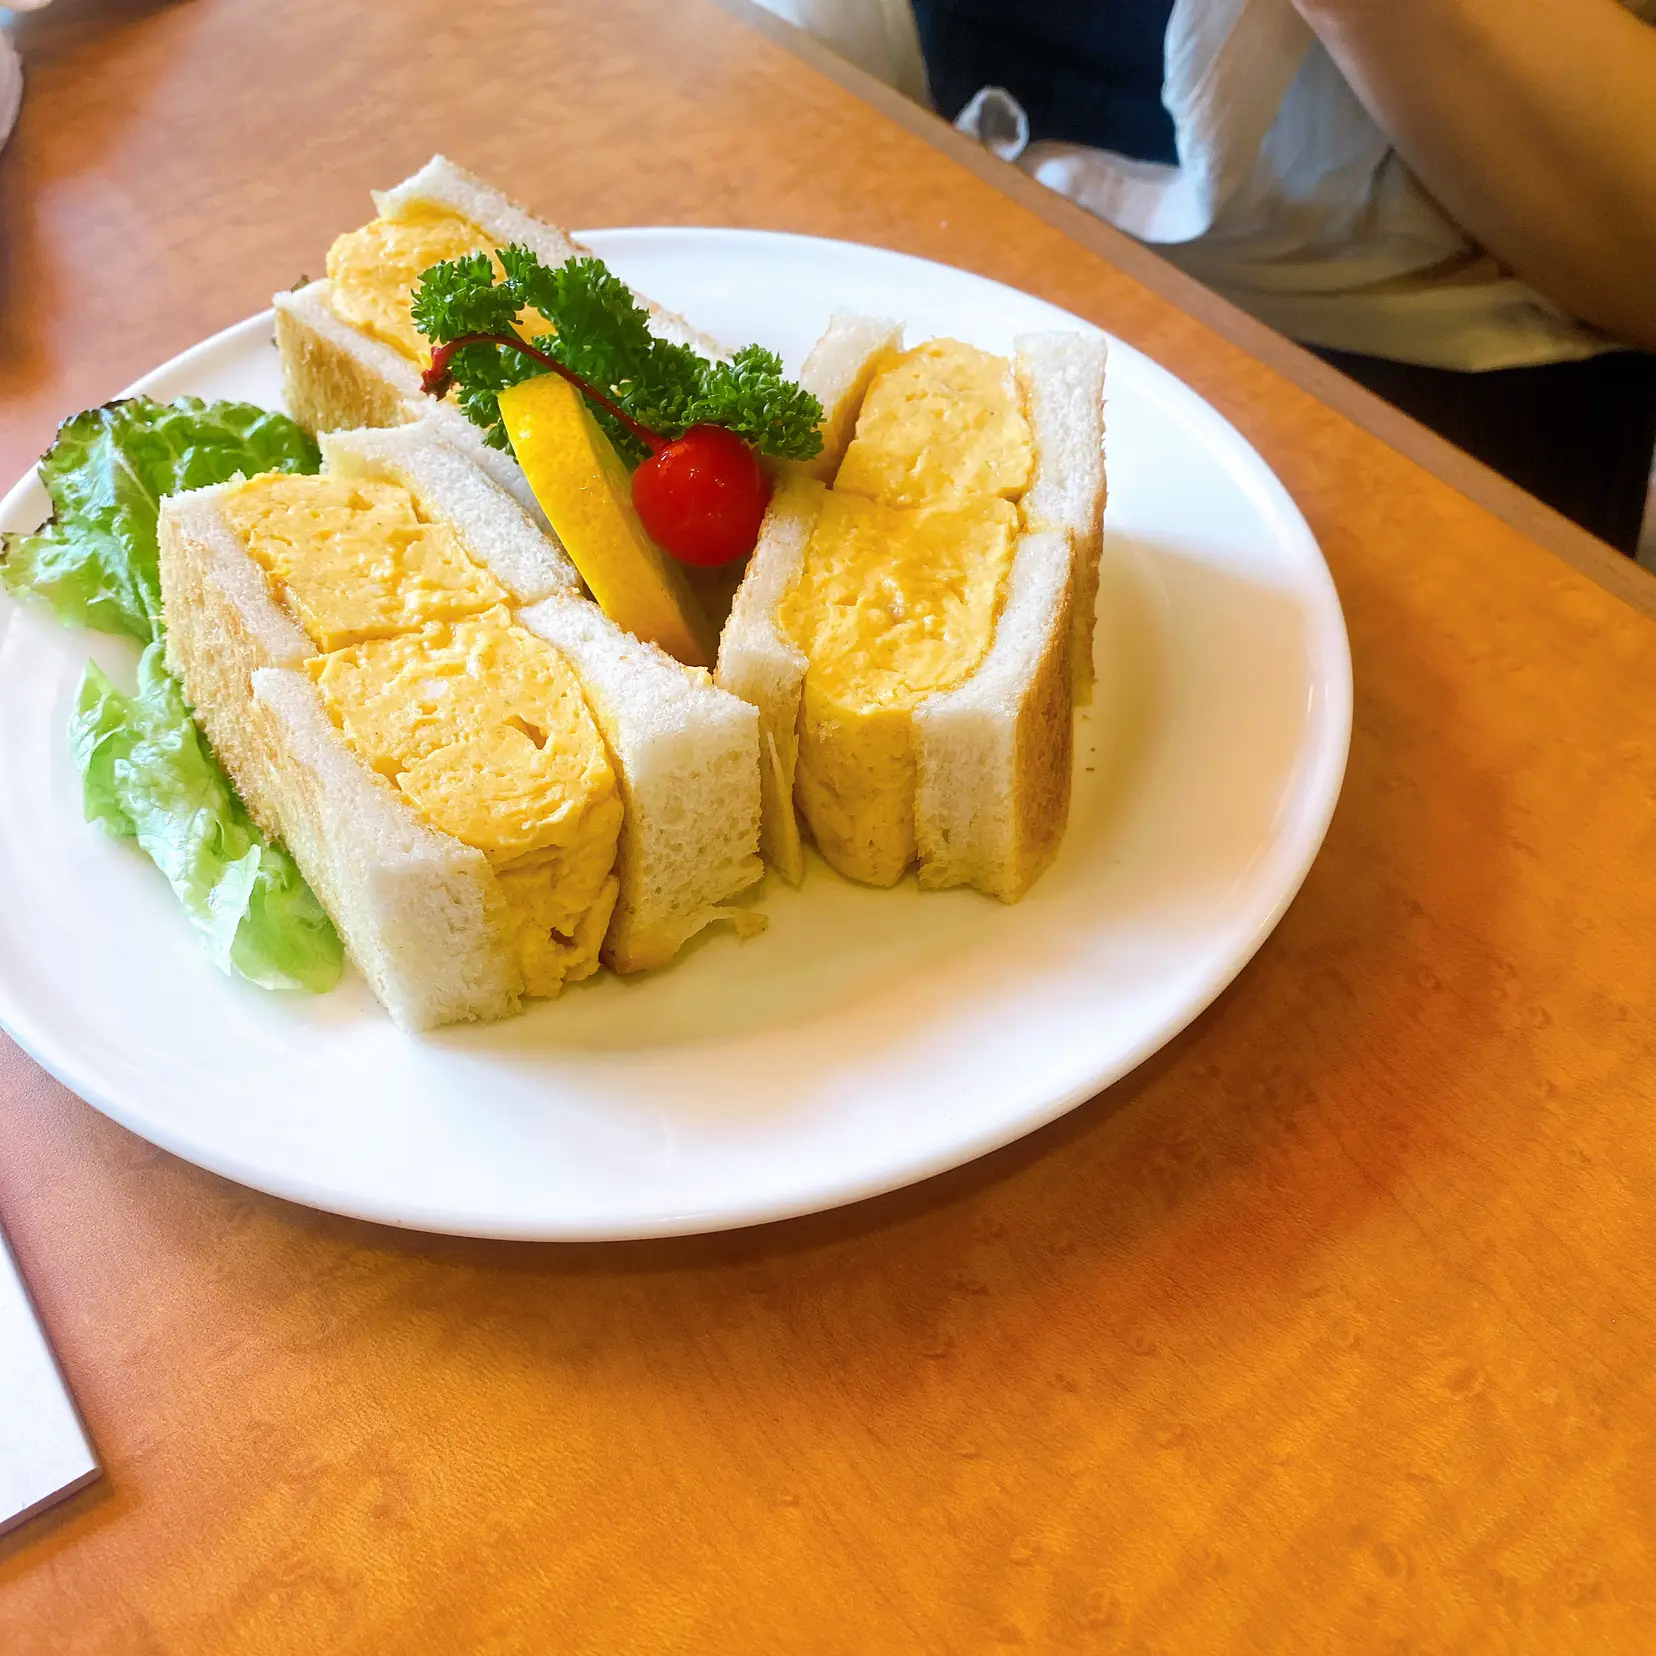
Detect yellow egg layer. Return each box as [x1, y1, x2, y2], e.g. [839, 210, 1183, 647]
[833, 338, 1035, 510]
[226, 472, 619, 999]
[312, 612, 622, 996]
[325, 206, 550, 365]
[792, 691, 915, 889]
[310, 611, 618, 866]
[221, 475, 509, 652]
[779, 490, 1020, 885]
[781, 492, 1021, 712]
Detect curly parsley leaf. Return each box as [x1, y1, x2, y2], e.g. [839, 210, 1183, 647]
[411, 248, 824, 466]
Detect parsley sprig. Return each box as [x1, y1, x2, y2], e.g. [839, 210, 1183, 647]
[410, 248, 823, 466]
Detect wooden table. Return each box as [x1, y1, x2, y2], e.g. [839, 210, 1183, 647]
[4, 2, 1656, 1649]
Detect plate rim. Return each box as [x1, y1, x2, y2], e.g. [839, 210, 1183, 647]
[0, 227, 1352, 1240]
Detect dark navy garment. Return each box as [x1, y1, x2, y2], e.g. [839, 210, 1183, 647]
[912, 0, 1178, 165]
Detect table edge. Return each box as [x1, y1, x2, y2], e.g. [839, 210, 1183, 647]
[713, 0, 1656, 624]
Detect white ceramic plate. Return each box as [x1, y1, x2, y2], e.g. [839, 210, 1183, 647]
[0, 230, 1350, 1239]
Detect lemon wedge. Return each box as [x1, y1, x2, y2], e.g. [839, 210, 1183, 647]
[497, 375, 716, 668]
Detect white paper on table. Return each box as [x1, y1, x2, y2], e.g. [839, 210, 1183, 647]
[2, 0, 55, 154]
[0, 36, 20, 151]
[0, 1223, 99, 1535]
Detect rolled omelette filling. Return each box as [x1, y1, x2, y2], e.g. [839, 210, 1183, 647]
[778, 340, 1034, 886]
[325, 205, 549, 365]
[220, 474, 621, 998]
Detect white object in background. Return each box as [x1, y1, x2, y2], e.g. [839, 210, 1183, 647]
[749, 0, 929, 103]
[0, 36, 21, 152]
[2, 0, 54, 153]
[954, 87, 1029, 164]
[0, 1223, 99, 1535]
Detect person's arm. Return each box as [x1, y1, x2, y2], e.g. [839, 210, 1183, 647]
[1290, 0, 1656, 349]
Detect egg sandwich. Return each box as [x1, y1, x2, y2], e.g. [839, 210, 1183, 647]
[158, 420, 762, 1030]
[273, 155, 721, 528]
[717, 315, 1107, 900]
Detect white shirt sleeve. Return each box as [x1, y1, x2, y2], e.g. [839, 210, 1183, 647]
[1010, 0, 1632, 368]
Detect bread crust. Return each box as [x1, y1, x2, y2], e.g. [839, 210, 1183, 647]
[273, 283, 411, 437]
[1015, 330, 1108, 699]
[714, 474, 823, 886]
[273, 282, 551, 528]
[913, 530, 1074, 901]
[158, 486, 521, 1031]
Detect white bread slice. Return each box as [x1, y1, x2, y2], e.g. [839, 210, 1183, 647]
[789, 313, 903, 484]
[912, 530, 1074, 900]
[274, 281, 408, 433]
[1016, 330, 1107, 699]
[713, 473, 824, 886]
[158, 487, 518, 1030]
[158, 486, 312, 798]
[317, 422, 579, 602]
[519, 594, 763, 971]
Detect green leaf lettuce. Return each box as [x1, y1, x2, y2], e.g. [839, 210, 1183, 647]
[1, 396, 320, 642]
[70, 643, 343, 993]
[2, 394, 340, 995]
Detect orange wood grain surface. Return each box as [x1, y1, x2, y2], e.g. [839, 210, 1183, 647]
[4, 2, 1656, 1650]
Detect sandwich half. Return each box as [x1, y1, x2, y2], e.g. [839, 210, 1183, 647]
[717, 318, 1106, 902]
[158, 419, 761, 1030]
[273, 154, 723, 525]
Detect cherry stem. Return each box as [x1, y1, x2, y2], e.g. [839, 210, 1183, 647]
[421, 334, 667, 454]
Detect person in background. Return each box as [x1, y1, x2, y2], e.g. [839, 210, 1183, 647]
[762, 0, 1656, 554]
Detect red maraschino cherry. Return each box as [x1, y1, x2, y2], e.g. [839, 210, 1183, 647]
[423, 335, 771, 567]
